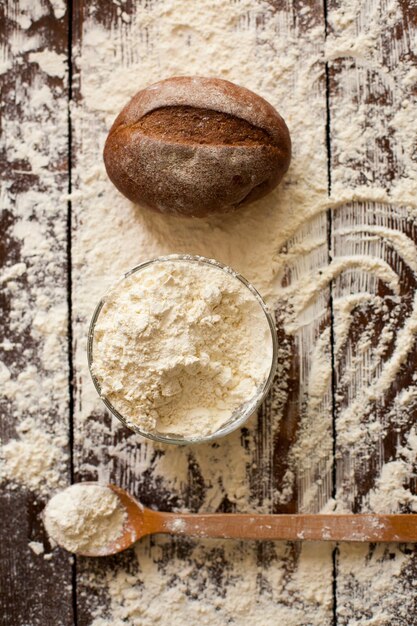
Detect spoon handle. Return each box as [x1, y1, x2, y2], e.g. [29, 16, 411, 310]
[155, 513, 417, 542]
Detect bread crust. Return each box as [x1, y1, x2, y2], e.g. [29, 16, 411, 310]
[104, 76, 291, 216]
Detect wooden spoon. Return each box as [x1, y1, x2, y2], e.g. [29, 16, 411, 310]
[77, 484, 417, 556]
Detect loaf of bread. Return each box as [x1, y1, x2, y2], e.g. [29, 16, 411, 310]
[104, 76, 291, 217]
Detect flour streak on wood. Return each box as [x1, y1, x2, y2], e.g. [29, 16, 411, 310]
[0, 2, 73, 625]
[254, 0, 334, 521]
[332, 203, 417, 504]
[327, 0, 417, 622]
[331, 202, 417, 623]
[274, 211, 334, 514]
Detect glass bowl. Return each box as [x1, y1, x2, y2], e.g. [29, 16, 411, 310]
[87, 254, 277, 445]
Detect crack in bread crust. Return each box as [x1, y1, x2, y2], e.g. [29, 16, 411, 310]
[125, 106, 277, 148]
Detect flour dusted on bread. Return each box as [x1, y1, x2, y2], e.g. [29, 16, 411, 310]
[103, 76, 291, 217]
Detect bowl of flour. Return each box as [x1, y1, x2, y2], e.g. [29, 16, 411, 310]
[88, 255, 277, 444]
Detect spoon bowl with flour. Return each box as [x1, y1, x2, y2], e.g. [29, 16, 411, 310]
[44, 482, 417, 556]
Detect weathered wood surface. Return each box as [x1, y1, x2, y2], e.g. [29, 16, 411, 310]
[326, 1, 417, 623]
[332, 203, 417, 623]
[70, 0, 334, 623]
[0, 1, 74, 625]
[1, 0, 417, 624]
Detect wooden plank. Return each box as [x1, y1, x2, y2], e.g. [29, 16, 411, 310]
[273, 211, 334, 515]
[331, 202, 417, 623]
[0, 2, 73, 625]
[71, 0, 334, 623]
[326, 1, 417, 622]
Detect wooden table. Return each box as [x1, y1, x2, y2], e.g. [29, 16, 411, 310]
[1, 1, 417, 624]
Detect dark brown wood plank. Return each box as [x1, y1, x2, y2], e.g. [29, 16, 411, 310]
[71, 0, 334, 623]
[0, 2, 73, 625]
[326, 1, 417, 622]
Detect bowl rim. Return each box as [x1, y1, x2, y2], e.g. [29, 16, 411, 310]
[87, 254, 278, 445]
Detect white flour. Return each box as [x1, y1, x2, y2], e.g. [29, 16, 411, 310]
[91, 258, 273, 438]
[274, 204, 417, 516]
[88, 540, 333, 626]
[0, 0, 69, 504]
[28, 541, 44, 555]
[1, 0, 417, 623]
[44, 483, 126, 554]
[0, 417, 68, 495]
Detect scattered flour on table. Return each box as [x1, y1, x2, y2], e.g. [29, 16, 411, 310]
[1, 0, 417, 623]
[88, 540, 334, 626]
[1, 0, 69, 499]
[91, 259, 273, 438]
[43, 483, 126, 554]
[28, 50, 66, 78]
[367, 427, 417, 514]
[0, 417, 68, 495]
[325, 0, 417, 207]
[28, 540, 44, 556]
[275, 204, 417, 514]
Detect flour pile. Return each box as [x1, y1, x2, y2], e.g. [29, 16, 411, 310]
[44, 483, 126, 554]
[91, 258, 273, 438]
